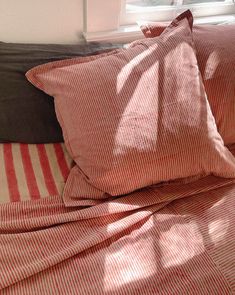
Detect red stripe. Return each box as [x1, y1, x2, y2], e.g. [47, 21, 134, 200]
[37, 144, 59, 196]
[53, 144, 70, 180]
[20, 144, 40, 200]
[3, 144, 20, 202]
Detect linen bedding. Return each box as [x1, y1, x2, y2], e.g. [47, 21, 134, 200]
[0, 143, 73, 203]
[1, 10, 235, 294]
[26, 10, 235, 207]
[0, 145, 235, 294]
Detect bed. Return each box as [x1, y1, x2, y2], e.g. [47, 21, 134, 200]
[0, 10, 235, 295]
[0, 144, 235, 294]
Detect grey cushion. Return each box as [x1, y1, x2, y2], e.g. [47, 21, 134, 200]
[0, 41, 121, 143]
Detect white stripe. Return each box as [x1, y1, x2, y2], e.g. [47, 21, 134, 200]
[45, 144, 64, 195]
[11, 144, 30, 201]
[0, 145, 10, 203]
[28, 144, 49, 198]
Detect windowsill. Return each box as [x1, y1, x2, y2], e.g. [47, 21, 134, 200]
[83, 13, 235, 43]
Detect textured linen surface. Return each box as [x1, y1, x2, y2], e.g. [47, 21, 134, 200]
[0, 148, 235, 294]
[140, 20, 235, 145]
[27, 11, 235, 206]
[0, 143, 73, 203]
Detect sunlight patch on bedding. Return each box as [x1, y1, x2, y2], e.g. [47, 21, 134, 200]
[104, 215, 155, 291]
[116, 45, 157, 94]
[160, 223, 204, 268]
[210, 197, 225, 208]
[204, 51, 220, 80]
[114, 53, 159, 156]
[209, 219, 229, 246]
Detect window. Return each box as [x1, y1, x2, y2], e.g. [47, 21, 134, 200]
[84, 0, 235, 41]
[122, 0, 235, 25]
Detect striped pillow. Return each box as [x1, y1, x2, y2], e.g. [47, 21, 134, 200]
[140, 15, 235, 145]
[27, 10, 235, 206]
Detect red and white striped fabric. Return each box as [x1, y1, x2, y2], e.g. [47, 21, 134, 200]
[0, 148, 235, 293]
[27, 10, 235, 207]
[1, 10, 235, 294]
[140, 16, 235, 146]
[0, 143, 73, 204]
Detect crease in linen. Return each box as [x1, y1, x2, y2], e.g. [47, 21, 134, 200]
[1, 171, 235, 293]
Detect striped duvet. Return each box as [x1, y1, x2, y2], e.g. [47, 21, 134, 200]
[0, 144, 234, 294]
[0, 143, 73, 203]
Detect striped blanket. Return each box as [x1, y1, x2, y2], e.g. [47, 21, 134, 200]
[0, 143, 73, 203]
[0, 145, 234, 294]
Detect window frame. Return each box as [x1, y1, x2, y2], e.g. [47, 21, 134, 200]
[121, 0, 235, 25]
[83, 0, 235, 42]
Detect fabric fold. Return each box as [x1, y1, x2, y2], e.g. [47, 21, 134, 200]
[1, 173, 235, 290]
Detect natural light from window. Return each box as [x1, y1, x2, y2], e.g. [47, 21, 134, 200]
[85, 0, 235, 42]
[126, 0, 233, 11]
[122, 0, 235, 26]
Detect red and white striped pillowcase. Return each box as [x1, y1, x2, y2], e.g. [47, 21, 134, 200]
[140, 18, 235, 146]
[0, 143, 73, 204]
[26, 10, 235, 206]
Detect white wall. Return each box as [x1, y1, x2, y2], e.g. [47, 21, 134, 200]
[0, 0, 84, 44]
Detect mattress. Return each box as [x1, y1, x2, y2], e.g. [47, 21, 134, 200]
[0, 143, 73, 203]
[0, 145, 235, 294]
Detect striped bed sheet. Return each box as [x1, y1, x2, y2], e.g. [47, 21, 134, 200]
[0, 146, 235, 293]
[0, 143, 73, 204]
